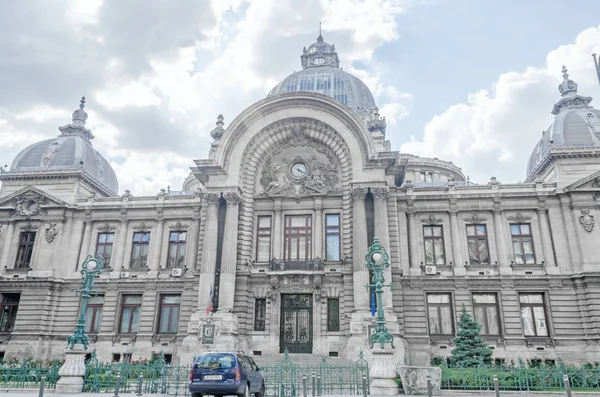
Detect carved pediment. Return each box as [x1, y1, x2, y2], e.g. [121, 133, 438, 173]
[259, 126, 341, 199]
[0, 186, 67, 219]
[564, 170, 600, 192]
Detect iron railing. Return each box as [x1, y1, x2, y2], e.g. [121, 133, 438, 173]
[0, 359, 61, 389]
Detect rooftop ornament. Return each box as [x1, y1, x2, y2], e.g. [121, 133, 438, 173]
[67, 254, 104, 350]
[364, 237, 395, 349]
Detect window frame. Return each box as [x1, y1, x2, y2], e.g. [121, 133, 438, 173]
[130, 232, 151, 270]
[510, 223, 536, 264]
[327, 298, 340, 332]
[166, 231, 187, 269]
[84, 296, 104, 334]
[471, 293, 501, 336]
[420, 171, 433, 183]
[15, 232, 36, 268]
[0, 293, 20, 333]
[423, 225, 445, 265]
[426, 293, 454, 336]
[325, 214, 341, 262]
[283, 215, 313, 261]
[253, 298, 266, 331]
[466, 224, 490, 265]
[118, 294, 143, 334]
[518, 292, 550, 337]
[157, 294, 181, 334]
[255, 216, 272, 263]
[95, 232, 115, 267]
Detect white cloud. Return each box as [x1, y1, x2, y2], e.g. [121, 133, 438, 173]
[401, 25, 600, 184]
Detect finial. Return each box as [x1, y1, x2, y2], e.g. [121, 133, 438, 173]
[561, 65, 569, 80]
[557, 65, 578, 99]
[71, 95, 88, 127]
[210, 114, 225, 140]
[80, 96, 86, 109]
[317, 21, 323, 42]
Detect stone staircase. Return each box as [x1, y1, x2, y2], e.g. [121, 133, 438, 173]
[253, 353, 356, 366]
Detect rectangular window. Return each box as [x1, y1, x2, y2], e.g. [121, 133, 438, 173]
[158, 295, 181, 333]
[466, 225, 490, 265]
[427, 293, 454, 335]
[130, 232, 151, 269]
[0, 294, 20, 332]
[256, 216, 272, 262]
[119, 295, 142, 333]
[511, 224, 536, 264]
[85, 296, 104, 334]
[167, 231, 187, 268]
[15, 232, 36, 268]
[519, 293, 549, 337]
[472, 293, 500, 335]
[95, 233, 115, 267]
[253, 298, 266, 331]
[325, 214, 341, 261]
[284, 215, 312, 260]
[423, 226, 445, 265]
[327, 298, 340, 332]
[420, 171, 433, 183]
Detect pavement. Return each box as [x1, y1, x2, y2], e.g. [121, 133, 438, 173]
[0, 392, 599, 397]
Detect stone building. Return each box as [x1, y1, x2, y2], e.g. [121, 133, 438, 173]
[1, 33, 600, 366]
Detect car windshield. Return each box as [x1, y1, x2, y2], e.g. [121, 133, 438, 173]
[195, 353, 236, 369]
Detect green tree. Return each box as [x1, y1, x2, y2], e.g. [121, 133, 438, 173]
[450, 304, 493, 368]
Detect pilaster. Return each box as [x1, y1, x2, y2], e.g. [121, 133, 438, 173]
[198, 192, 221, 311]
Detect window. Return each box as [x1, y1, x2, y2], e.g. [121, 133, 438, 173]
[158, 295, 181, 333]
[284, 215, 312, 260]
[325, 214, 341, 261]
[0, 294, 20, 332]
[256, 216, 272, 262]
[167, 231, 187, 268]
[15, 232, 36, 268]
[253, 298, 266, 331]
[327, 298, 340, 332]
[511, 224, 536, 264]
[466, 225, 490, 265]
[95, 233, 115, 267]
[130, 232, 151, 269]
[85, 296, 103, 334]
[519, 293, 549, 337]
[472, 293, 500, 335]
[423, 226, 445, 265]
[427, 293, 453, 335]
[420, 171, 433, 183]
[119, 295, 142, 333]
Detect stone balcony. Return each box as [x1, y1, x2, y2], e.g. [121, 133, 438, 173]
[269, 258, 324, 271]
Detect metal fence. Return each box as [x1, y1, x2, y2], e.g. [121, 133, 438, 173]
[441, 364, 600, 391]
[0, 359, 60, 389]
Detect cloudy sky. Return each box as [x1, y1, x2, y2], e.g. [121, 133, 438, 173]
[1, 0, 600, 195]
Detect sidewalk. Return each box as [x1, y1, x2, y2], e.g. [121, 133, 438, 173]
[1, 392, 599, 397]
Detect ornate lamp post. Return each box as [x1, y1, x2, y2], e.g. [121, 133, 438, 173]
[364, 237, 395, 349]
[57, 254, 104, 394]
[67, 254, 104, 349]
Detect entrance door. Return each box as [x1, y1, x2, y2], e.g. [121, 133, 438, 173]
[280, 294, 313, 353]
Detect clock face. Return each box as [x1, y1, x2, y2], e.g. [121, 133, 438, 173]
[290, 162, 308, 178]
[314, 57, 325, 65]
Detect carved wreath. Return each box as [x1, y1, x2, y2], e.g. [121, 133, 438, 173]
[579, 209, 595, 232]
[45, 223, 58, 243]
[13, 191, 47, 218]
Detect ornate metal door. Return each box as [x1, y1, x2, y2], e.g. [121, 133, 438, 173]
[280, 294, 313, 353]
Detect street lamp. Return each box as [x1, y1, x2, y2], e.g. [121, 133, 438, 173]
[67, 254, 104, 350]
[364, 237, 395, 349]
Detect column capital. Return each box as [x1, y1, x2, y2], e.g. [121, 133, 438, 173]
[350, 187, 368, 201]
[223, 192, 242, 204]
[203, 192, 221, 205]
[371, 186, 389, 200]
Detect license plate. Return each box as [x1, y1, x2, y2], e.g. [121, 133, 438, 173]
[204, 375, 222, 380]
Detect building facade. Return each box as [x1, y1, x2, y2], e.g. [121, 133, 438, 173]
[2, 35, 600, 366]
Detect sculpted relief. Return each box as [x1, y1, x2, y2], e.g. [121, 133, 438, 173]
[259, 126, 341, 199]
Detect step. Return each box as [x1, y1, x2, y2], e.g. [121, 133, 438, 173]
[254, 354, 355, 366]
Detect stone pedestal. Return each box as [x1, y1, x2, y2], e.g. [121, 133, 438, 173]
[55, 345, 87, 394]
[369, 346, 400, 396]
[396, 366, 441, 395]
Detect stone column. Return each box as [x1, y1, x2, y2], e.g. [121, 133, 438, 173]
[372, 187, 392, 310]
[273, 199, 283, 261]
[450, 211, 465, 274]
[350, 187, 369, 312]
[407, 211, 419, 272]
[560, 196, 582, 272]
[198, 193, 221, 311]
[77, 220, 93, 269]
[0, 222, 15, 270]
[149, 219, 164, 272]
[186, 216, 201, 271]
[314, 198, 323, 259]
[537, 208, 556, 270]
[112, 220, 129, 273]
[218, 192, 242, 312]
[493, 209, 510, 275]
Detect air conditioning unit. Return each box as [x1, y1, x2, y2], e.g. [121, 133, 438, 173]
[425, 265, 437, 275]
[171, 268, 183, 277]
[120, 271, 130, 278]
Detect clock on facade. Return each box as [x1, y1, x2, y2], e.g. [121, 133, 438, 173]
[314, 57, 325, 65]
[290, 162, 308, 179]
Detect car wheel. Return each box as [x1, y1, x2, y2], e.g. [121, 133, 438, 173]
[239, 382, 250, 397]
[255, 382, 265, 397]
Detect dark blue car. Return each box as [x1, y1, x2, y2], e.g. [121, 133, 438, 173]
[189, 352, 265, 397]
